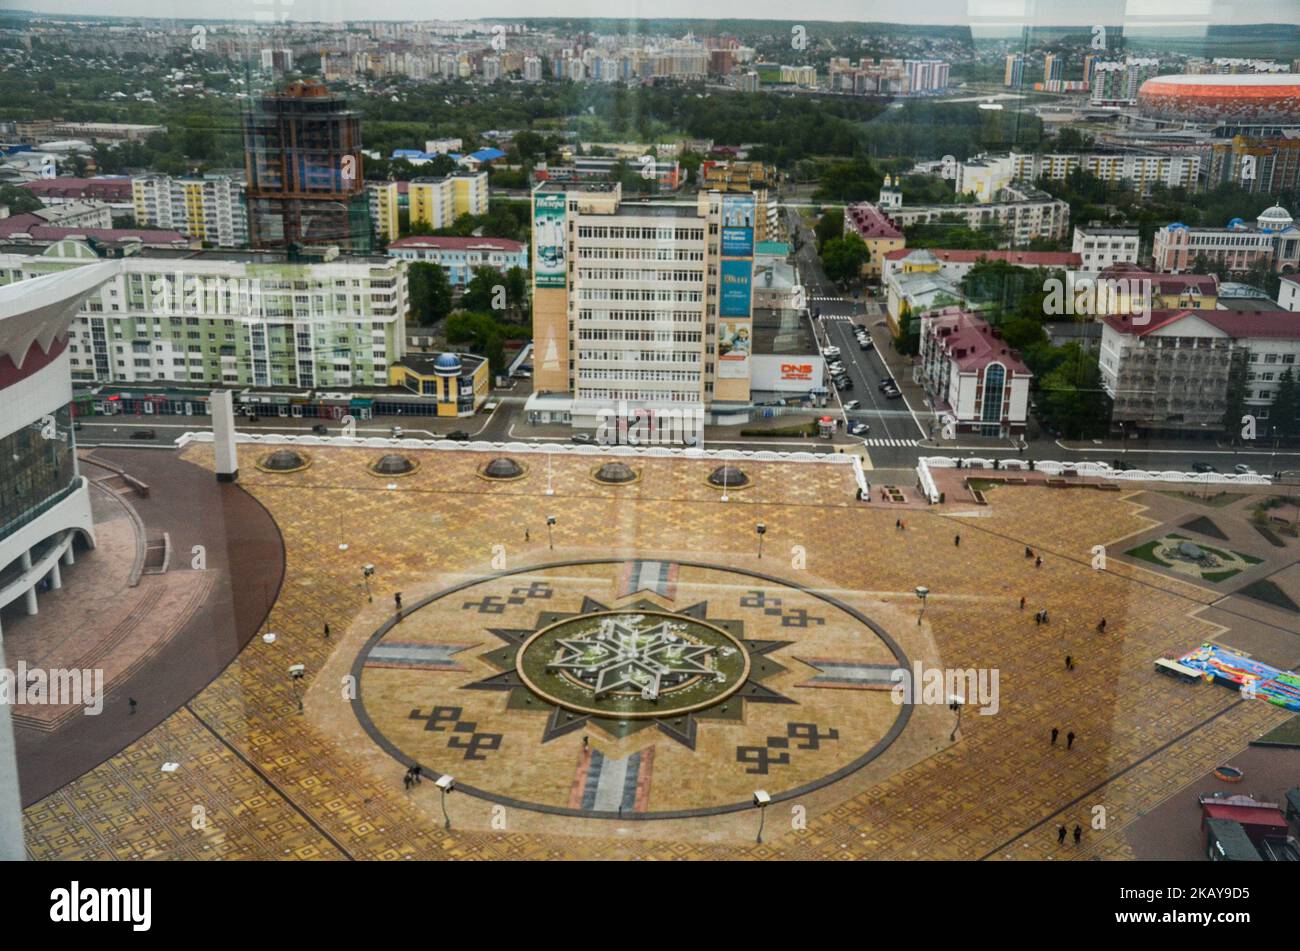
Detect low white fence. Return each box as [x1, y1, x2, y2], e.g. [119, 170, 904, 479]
[916, 457, 941, 504]
[917, 455, 1274, 493]
[175, 431, 869, 501]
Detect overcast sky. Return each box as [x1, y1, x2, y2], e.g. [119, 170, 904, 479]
[12, 0, 1300, 26]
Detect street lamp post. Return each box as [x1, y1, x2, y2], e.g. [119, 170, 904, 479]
[753, 790, 770, 844]
[435, 774, 455, 830]
[546, 515, 556, 551]
[915, 585, 929, 626]
[756, 522, 766, 559]
[289, 664, 305, 714]
[948, 694, 963, 741]
[362, 563, 374, 603]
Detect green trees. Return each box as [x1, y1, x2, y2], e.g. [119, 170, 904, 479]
[814, 208, 844, 253]
[1037, 343, 1110, 438]
[407, 262, 454, 326]
[0, 184, 43, 215]
[1270, 367, 1298, 439]
[820, 234, 869, 285]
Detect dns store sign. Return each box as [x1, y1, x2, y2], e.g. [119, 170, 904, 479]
[781, 363, 814, 382]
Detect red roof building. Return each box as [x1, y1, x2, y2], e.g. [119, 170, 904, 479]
[918, 306, 1033, 437]
[19, 177, 133, 203]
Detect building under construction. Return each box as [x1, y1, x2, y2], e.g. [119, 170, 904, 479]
[242, 79, 372, 252]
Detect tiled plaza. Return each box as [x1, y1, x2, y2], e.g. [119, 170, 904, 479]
[21, 445, 1297, 859]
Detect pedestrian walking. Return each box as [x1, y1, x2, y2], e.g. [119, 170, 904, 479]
[128, 697, 137, 715]
[411, 765, 422, 784]
[1065, 654, 1074, 671]
[403, 772, 413, 791]
[1073, 825, 1082, 845]
[1025, 546, 1034, 559]
[582, 735, 590, 751]
[1042, 609, 1049, 623]
[1057, 825, 1067, 845]
[525, 528, 530, 542]
[954, 534, 961, 547]
[394, 591, 403, 610]
[1035, 556, 1043, 568]
[896, 519, 902, 530]
[1034, 610, 1042, 626]
[1019, 596, 1026, 611]
[1097, 618, 1107, 633]
[1051, 727, 1059, 745]
[1067, 731, 1076, 749]
[323, 622, 330, 639]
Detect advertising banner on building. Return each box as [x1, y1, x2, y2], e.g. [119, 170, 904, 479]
[721, 194, 755, 257]
[717, 320, 752, 379]
[750, 354, 826, 392]
[533, 193, 567, 288]
[720, 259, 752, 317]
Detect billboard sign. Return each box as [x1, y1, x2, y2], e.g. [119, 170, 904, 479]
[717, 320, 751, 379]
[534, 193, 567, 288]
[720, 259, 752, 317]
[721, 194, 755, 257]
[750, 354, 826, 392]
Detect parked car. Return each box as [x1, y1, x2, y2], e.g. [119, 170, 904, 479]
[835, 378, 854, 391]
[311, 423, 329, 435]
[570, 433, 596, 444]
[847, 421, 869, 435]
[1191, 462, 1216, 473]
[1233, 463, 1256, 475]
[821, 345, 840, 357]
[447, 430, 470, 441]
[878, 378, 897, 392]
[882, 388, 901, 400]
[843, 399, 860, 410]
[859, 340, 874, 351]
[1111, 459, 1136, 471]
[130, 429, 157, 440]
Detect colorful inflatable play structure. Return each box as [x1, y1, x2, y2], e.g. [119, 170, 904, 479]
[1176, 644, 1300, 712]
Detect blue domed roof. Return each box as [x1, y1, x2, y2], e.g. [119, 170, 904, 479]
[433, 352, 463, 374]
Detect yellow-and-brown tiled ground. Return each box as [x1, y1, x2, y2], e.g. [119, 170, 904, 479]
[22, 446, 1296, 859]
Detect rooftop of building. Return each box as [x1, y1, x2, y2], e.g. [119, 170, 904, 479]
[751, 305, 817, 356]
[0, 237, 394, 266]
[885, 247, 1082, 268]
[925, 307, 1032, 376]
[1101, 307, 1300, 339]
[19, 177, 133, 199]
[0, 218, 194, 246]
[395, 351, 487, 376]
[844, 202, 903, 239]
[388, 235, 526, 252]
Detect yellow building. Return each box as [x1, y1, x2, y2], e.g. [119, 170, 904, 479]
[388, 351, 490, 417]
[367, 181, 400, 242]
[408, 172, 489, 230]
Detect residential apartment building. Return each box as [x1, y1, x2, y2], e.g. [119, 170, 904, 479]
[1072, 225, 1140, 273]
[917, 307, 1033, 437]
[241, 80, 371, 252]
[528, 178, 789, 427]
[990, 150, 1202, 194]
[1280, 275, 1300, 311]
[367, 181, 400, 243]
[408, 171, 489, 230]
[0, 237, 407, 391]
[843, 202, 905, 279]
[1099, 308, 1300, 435]
[1004, 54, 1025, 88]
[1152, 206, 1300, 274]
[1206, 135, 1300, 195]
[387, 235, 527, 286]
[885, 187, 1071, 247]
[1091, 58, 1160, 104]
[131, 175, 249, 248]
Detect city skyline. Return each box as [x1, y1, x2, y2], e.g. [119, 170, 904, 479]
[9, 0, 1300, 27]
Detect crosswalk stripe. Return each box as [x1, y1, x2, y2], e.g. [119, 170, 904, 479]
[861, 438, 919, 447]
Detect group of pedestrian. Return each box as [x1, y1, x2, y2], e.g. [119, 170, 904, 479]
[1050, 727, 1078, 749]
[895, 519, 907, 531]
[1033, 608, 1050, 625]
[403, 764, 422, 790]
[1057, 824, 1083, 845]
